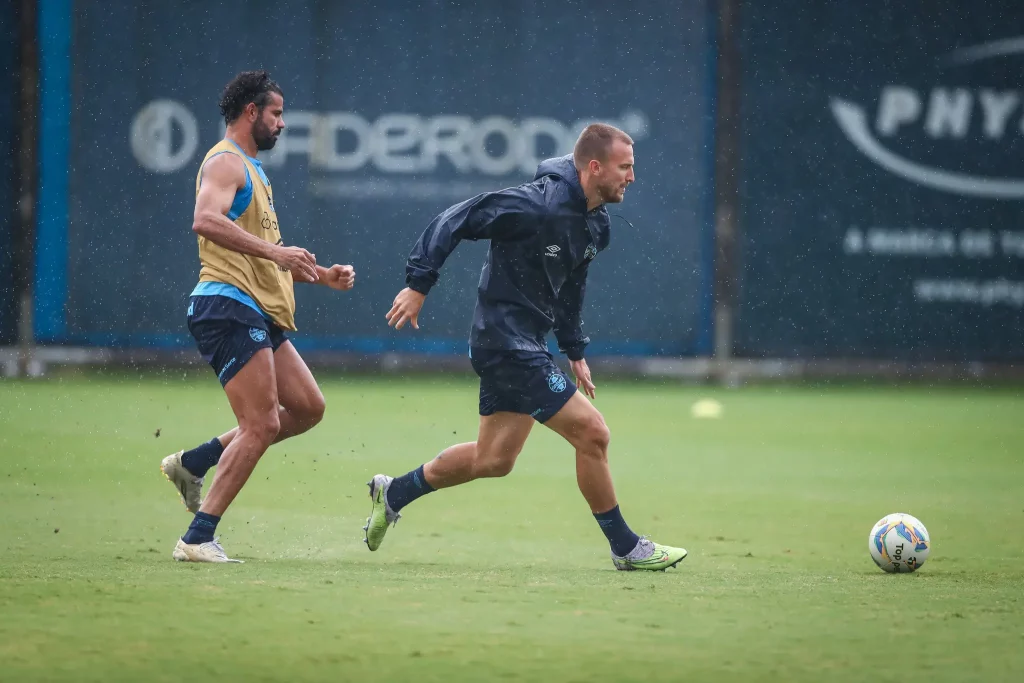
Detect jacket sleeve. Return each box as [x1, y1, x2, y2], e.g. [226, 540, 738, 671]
[405, 186, 540, 295]
[553, 261, 591, 361]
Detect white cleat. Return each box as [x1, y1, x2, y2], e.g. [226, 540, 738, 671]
[611, 537, 688, 572]
[172, 537, 243, 563]
[160, 450, 204, 514]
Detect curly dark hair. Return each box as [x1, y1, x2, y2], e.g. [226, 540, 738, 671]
[218, 70, 284, 124]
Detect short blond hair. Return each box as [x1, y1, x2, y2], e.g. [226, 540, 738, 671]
[573, 123, 633, 170]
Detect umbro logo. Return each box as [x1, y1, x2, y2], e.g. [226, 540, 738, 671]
[545, 245, 561, 257]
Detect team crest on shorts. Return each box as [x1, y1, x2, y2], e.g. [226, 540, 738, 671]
[584, 244, 598, 261]
[547, 373, 567, 393]
[249, 327, 268, 343]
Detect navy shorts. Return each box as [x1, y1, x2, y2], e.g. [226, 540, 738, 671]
[187, 295, 289, 387]
[470, 348, 577, 423]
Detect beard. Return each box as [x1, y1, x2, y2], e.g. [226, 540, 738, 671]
[253, 118, 279, 151]
[599, 182, 626, 204]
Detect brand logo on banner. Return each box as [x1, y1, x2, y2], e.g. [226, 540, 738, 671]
[128, 103, 649, 199]
[130, 99, 199, 174]
[830, 36, 1024, 200]
[265, 111, 650, 174]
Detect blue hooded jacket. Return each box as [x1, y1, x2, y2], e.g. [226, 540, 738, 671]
[406, 154, 610, 360]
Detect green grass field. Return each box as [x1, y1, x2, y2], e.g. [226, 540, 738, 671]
[1, 374, 1022, 682]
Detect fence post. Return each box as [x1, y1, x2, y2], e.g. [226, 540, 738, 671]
[15, 0, 39, 377]
[713, 0, 740, 384]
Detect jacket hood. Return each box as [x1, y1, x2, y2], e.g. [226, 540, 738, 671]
[534, 154, 586, 203]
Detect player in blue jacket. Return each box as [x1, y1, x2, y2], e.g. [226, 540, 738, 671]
[366, 124, 687, 571]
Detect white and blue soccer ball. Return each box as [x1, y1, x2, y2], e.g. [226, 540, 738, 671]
[868, 513, 931, 573]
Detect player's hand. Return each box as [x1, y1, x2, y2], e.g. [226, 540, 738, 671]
[386, 288, 426, 330]
[323, 264, 355, 291]
[570, 358, 596, 399]
[274, 245, 318, 283]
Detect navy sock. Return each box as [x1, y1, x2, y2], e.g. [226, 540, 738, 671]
[594, 505, 641, 557]
[385, 465, 435, 512]
[180, 437, 224, 478]
[181, 511, 220, 545]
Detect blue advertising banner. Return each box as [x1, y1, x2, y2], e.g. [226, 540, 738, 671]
[738, 1, 1024, 361]
[38, 0, 714, 356]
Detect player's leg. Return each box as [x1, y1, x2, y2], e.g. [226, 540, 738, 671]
[162, 332, 321, 512]
[543, 391, 615, 513]
[269, 340, 326, 439]
[423, 411, 535, 487]
[169, 296, 284, 562]
[363, 412, 534, 550]
[208, 340, 325, 446]
[172, 348, 279, 563]
[197, 348, 281, 515]
[544, 391, 687, 571]
[363, 349, 546, 550]
[163, 295, 250, 513]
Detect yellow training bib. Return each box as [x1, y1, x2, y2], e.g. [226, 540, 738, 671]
[194, 139, 296, 330]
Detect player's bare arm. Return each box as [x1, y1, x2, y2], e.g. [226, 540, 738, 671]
[192, 153, 318, 283]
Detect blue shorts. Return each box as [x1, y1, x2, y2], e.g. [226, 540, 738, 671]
[187, 295, 289, 387]
[470, 348, 577, 423]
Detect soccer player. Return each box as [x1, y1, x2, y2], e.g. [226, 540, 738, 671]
[366, 124, 687, 571]
[160, 71, 356, 563]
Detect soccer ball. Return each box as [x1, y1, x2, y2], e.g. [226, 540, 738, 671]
[868, 513, 931, 573]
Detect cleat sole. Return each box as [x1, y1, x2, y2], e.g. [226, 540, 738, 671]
[661, 552, 688, 572]
[160, 466, 189, 511]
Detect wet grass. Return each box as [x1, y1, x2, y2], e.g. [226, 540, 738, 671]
[1, 376, 1022, 681]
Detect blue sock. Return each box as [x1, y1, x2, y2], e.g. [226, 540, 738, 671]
[594, 505, 641, 557]
[385, 465, 435, 512]
[181, 511, 220, 545]
[180, 437, 224, 477]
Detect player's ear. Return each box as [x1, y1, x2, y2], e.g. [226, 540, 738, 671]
[589, 158, 601, 175]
